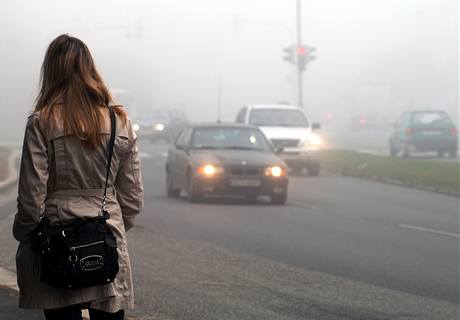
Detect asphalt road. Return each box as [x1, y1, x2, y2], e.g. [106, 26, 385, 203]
[0, 141, 458, 319]
[136, 142, 459, 304]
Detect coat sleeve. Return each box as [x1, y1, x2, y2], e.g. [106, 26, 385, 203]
[13, 115, 49, 242]
[115, 121, 144, 231]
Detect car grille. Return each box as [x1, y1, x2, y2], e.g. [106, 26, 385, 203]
[228, 167, 261, 177]
[271, 139, 300, 148]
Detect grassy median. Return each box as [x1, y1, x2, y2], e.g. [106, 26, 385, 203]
[320, 150, 459, 195]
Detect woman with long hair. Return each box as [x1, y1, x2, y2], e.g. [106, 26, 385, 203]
[12, 34, 143, 320]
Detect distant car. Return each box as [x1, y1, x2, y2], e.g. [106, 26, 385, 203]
[236, 104, 321, 176]
[165, 123, 289, 204]
[389, 110, 458, 158]
[133, 109, 188, 143]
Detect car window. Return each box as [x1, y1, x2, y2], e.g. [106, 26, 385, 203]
[191, 127, 271, 151]
[175, 127, 189, 147]
[410, 112, 452, 126]
[249, 109, 309, 127]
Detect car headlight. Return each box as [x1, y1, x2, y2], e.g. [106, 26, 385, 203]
[264, 166, 285, 177]
[310, 134, 322, 146]
[303, 134, 322, 147]
[133, 124, 140, 132]
[154, 123, 165, 131]
[198, 164, 224, 177]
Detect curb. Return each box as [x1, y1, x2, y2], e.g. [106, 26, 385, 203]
[338, 169, 460, 197]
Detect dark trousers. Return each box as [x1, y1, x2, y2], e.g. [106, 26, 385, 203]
[44, 304, 124, 320]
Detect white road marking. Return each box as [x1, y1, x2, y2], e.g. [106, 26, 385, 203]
[398, 224, 460, 239]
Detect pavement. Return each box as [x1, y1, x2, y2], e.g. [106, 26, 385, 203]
[0, 142, 459, 319]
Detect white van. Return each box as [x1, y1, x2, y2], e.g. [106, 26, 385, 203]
[236, 104, 321, 176]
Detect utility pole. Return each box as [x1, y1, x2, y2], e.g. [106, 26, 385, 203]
[296, 0, 303, 108]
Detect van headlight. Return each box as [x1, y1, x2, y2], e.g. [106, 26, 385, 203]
[133, 124, 140, 132]
[303, 134, 321, 147]
[154, 123, 165, 131]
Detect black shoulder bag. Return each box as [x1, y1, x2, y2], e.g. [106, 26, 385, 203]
[31, 106, 119, 289]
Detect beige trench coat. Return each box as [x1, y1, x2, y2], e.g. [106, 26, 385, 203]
[12, 107, 143, 312]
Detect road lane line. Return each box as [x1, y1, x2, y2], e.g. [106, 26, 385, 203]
[398, 224, 460, 238]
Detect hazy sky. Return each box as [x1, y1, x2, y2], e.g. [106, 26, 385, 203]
[0, 0, 458, 140]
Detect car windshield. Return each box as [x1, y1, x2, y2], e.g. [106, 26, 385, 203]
[411, 112, 453, 126]
[191, 127, 271, 151]
[249, 109, 309, 127]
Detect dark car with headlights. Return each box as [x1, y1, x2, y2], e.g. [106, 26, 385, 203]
[165, 123, 289, 204]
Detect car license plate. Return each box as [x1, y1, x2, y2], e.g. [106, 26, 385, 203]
[422, 130, 442, 135]
[229, 179, 261, 187]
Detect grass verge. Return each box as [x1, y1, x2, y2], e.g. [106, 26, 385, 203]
[320, 150, 459, 195]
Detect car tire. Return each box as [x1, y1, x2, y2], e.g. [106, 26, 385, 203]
[271, 193, 287, 205]
[437, 150, 445, 158]
[402, 144, 411, 158]
[390, 146, 398, 157]
[187, 173, 203, 203]
[166, 171, 180, 198]
[307, 163, 320, 176]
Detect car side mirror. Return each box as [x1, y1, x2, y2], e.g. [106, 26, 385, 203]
[312, 123, 321, 130]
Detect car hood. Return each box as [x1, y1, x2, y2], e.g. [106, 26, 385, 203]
[190, 149, 284, 167]
[258, 126, 311, 140]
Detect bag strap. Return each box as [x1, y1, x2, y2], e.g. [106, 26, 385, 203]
[101, 106, 116, 215]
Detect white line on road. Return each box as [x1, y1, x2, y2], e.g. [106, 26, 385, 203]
[398, 224, 460, 239]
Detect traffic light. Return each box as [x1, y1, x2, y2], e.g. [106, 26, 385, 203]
[297, 46, 316, 72]
[282, 46, 295, 65]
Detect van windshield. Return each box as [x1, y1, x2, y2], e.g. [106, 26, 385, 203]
[250, 109, 309, 127]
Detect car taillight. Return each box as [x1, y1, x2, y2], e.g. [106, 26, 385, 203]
[405, 128, 413, 136]
[451, 128, 458, 137]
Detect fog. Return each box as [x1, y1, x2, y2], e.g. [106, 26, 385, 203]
[1, 0, 458, 142]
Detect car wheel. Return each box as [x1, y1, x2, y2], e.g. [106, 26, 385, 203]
[449, 149, 457, 159]
[166, 171, 180, 198]
[402, 144, 411, 158]
[390, 145, 398, 157]
[307, 163, 320, 176]
[437, 150, 445, 158]
[187, 173, 203, 203]
[271, 193, 287, 205]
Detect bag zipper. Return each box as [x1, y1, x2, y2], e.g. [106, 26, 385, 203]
[70, 240, 104, 251]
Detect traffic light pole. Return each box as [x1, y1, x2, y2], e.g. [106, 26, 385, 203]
[296, 0, 304, 108]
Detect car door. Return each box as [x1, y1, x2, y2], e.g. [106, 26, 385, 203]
[174, 127, 193, 188]
[168, 128, 188, 184]
[390, 112, 407, 149]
